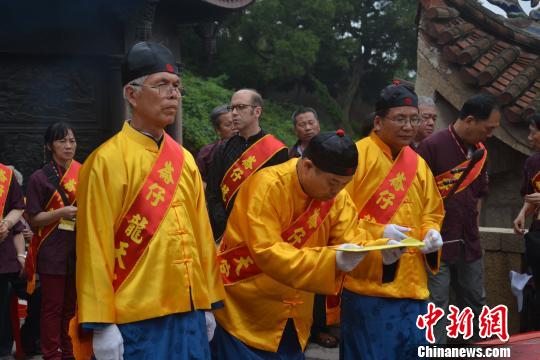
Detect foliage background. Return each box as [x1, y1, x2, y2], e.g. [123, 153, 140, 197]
[181, 0, 417, 153]
[182, 71, 298, 153]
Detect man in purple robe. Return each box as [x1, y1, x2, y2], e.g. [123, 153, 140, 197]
[196, 105, 235, 186]
[417, 93, 500, 343]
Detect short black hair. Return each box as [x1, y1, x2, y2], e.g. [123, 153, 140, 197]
[528, 113, 540, 130]
[360, 112, 376, 138]
[44, 122, 76, 161]
[459, 93, 500, 121]
[292, 107, 318, 125]
[45, 122, 76, 146]
[209, 105, 229, 129]
[375, 108, 390, 119]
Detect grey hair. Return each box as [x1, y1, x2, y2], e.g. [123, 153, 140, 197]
[123, 75, 149, 101]
[418, 96, 435, 107]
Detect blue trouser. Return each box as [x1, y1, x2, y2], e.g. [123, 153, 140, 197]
[340, 289, 428, 360]
[117, 311, 210, 360]
[211, 318, 304, 360]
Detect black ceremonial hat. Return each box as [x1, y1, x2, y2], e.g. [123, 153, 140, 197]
[304, 130, 358, 176]
[121, 42, 179, 86]
[375, 80, 418, 112]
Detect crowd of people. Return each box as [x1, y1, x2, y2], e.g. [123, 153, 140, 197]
[0, 40, 537, 360]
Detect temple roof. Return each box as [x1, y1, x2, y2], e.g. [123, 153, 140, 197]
[419, 0, 540, 125]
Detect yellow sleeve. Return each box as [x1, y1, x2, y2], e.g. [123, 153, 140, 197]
[419, 161, 445, 238]
[241, 181, 338, 295]
[327, 194, 388, 248]
[418, 160, 445, 274]
[187, 156, 225, 306]
[76, 151, 124, 323]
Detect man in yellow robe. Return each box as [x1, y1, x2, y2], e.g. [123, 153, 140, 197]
[76, 42, 225, 360]
[211, 130, 393, 359]
[341, 83, 445, 359]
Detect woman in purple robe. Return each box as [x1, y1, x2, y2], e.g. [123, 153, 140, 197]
[26, 122, 79, 360]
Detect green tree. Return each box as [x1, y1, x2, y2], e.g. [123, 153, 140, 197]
[182, 0, 417, 135]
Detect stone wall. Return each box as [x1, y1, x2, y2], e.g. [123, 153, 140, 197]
[480, 227, 526, 335]
[0, 53, 124, 185]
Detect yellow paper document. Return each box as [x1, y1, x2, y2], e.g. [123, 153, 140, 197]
[333, 237, 424, 252]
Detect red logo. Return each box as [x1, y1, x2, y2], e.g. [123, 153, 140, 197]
[416, 303, 445, 344]
[403, 97, 413, 105]
[166, 63, 174, 73]
[417, 303, 509, 343]
[446, 305, 474, 340]
[478, 305, 509, 341]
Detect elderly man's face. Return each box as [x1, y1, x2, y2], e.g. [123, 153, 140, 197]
[294, 112, 320, 143]
[374, 106, 419, 154]
[131, 72, 181, 128]
[416, 105, 437, 142]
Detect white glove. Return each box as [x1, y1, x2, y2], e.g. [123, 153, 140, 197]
[383, 224, 411, 241]
[93, 324, 124, 360]
[381, 240, 404, 265]
[205, 311, 216, 342]
[421, 229, 443, 254]
[336, 243, 366, 272]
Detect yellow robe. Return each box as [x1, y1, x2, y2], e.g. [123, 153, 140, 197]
[214, 158, 378, 352]
[344, 132, 445, 300]
[76, 122, 225, 324]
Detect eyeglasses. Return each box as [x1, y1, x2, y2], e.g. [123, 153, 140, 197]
[386, 115, 421, 126]
[130, 82, 185, 97]
[227, 104, 258, 112]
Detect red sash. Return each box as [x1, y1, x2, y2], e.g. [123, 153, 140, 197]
[220, 135, 286, 208]
[434, 143, 486, 199]
[217, 198, 335, 285]
[0, 164, 13, 217]
[531, 171, 540, 193]
[113, 134, 185, 291]
[358, 146, 418, 224]
[327, 146, 418, 325]
[26, 160, 81, 294]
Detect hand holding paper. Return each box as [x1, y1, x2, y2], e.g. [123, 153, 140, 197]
[336, 243, 366, 272]
[383, 224, 411, 241]
[421, 229, 443, 254]
[381, 240, 404, 265]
